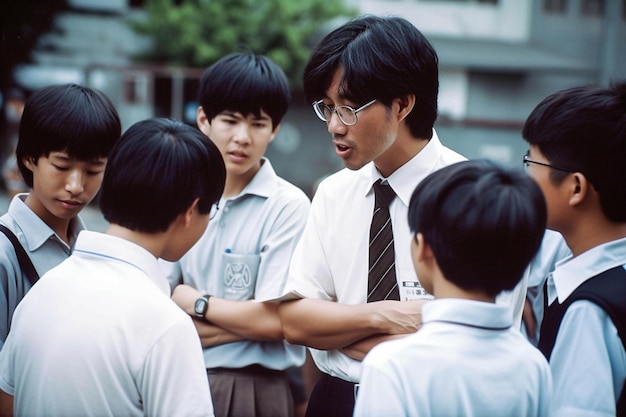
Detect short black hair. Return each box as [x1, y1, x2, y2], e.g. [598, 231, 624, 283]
[522, 81, 626, 222]
[16, 83, 121, 187]
[303, 15, 438, 139]
[408, 160, 546, 297]
[99, 118, 226, 233]
[197, 52, 290, 129]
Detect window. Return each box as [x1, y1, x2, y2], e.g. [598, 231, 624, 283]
[581, 0, 604, 16]
[544, 0, 567, 13]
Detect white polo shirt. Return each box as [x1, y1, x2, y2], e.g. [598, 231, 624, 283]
[285, 131, 466, 382]
[0, 231, 214, 417]
[354, 298, 553, 417]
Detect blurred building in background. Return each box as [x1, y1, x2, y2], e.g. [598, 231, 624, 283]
[10, 0, 626, 196]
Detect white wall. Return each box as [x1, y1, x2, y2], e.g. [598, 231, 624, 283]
[353, 0, 532, 41]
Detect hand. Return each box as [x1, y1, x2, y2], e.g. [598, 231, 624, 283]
[171, 284, 203, 316]
[373, 299, 428, 335]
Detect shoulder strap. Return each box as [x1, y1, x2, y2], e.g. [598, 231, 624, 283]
[0, 224, 40, 287]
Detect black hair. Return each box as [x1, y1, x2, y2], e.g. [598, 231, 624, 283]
[197, 52, 290, 129]
[408, 160, 546, 297]
[303, 15, 438, 140]
[99, 118, 226, 233]
[16, 83, 121, 187]
[522, 81, 626, 222]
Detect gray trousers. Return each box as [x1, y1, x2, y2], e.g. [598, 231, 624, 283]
[208, 366, 294, 417]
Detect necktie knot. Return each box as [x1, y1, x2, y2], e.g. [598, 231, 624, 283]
[373, 179, 396, 209]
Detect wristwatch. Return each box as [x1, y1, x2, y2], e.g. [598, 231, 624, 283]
[194, 294, 211, 319]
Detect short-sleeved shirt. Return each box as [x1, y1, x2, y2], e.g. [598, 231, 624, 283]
[545, 237, 626, 416]
[0, 193, 85, 348]
[0, 231, 214, 417]
[522, 230, 571, 344]
[285, 131, 466, 382]
[354, 298, 553, 417]
[164, 158, 310, 370]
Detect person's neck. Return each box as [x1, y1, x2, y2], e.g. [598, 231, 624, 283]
[562, 218, 626, 257]
[104, 224, 163, 259]
[431, 272, 495, 303]
[374, 133, 428, 178]
[222, 162, 262, 198]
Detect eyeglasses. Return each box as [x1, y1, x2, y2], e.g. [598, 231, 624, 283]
[209, 202, 220, 220]
[312, 99, 376, 126]
[523, 154, 576, 173]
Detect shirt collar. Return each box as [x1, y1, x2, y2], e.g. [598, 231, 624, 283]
[423, 298, 513, 330]
[73, 231, 171, 295]
[231, 157, 277, 200]
[8, 193, 86, 251]
[548, 236, 626, 304]
[363, 130, 447, 207]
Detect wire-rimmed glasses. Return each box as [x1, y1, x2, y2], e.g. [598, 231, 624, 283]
[522, 154, 576, 173]
[312, 99, 376, 126]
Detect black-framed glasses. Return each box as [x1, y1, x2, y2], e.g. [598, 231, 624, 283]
[209, 202, 220, 220]
[312, 99, 376, 126]
[523, 154, 576, 173]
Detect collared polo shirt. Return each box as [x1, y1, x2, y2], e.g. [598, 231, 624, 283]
[0, 193, 85, 348]
[165, 158, 310, 370]
[354, 298, 553, 417]
[0, 231, 214, 417]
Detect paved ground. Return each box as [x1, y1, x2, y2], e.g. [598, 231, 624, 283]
[0, 191, 109, 232]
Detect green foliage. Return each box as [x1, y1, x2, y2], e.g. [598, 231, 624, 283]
[130, 0, 357, 90]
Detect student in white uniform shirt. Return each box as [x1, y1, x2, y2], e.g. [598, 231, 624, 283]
[0, 118, 226, 417]
[523, 82, 626, 417]
[355, 160, 553, 417]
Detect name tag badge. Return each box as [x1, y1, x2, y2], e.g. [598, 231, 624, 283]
[401, 280, 433, 301]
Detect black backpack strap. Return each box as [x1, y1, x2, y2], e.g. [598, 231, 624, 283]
[0, 224, 39, 287]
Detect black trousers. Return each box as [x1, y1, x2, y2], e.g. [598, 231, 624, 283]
[305, 373, 357, 417]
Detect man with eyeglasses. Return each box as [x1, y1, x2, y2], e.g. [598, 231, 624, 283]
[278, 15, 466, 417]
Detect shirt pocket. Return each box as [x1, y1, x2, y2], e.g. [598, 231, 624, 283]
[220, 252, 261, 300]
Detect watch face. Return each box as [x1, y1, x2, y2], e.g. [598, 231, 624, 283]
[194, 297, 207, 317]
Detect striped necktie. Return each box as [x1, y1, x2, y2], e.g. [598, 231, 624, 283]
[368, 179, 400, 302]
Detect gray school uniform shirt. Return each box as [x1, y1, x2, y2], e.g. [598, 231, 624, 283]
[0, 194, 85, 349]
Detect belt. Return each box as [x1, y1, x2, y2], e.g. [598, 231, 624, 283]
[207, 364, 285, 377]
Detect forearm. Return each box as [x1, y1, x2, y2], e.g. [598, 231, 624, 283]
[193, 319, 245, 347]
[0, 389, 13, 417]
[204, 298, 283, 341]
[278, 298, 424, 350]
[172, 284, 283, 342]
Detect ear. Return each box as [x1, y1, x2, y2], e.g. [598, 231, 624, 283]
[22, 155, 36, 172]
[569, 172, 590, 207]
[196, 107, 211, 136]
[269, 123, 281, 143]
[180, 198, 201, 228]
[415, 233, 435, 264]
[394, 94, 416, 123]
